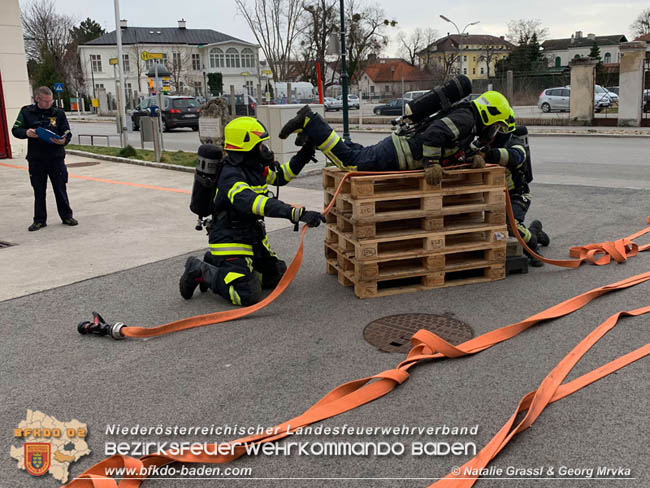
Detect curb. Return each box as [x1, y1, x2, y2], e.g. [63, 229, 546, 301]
[66, 150, 194, 173]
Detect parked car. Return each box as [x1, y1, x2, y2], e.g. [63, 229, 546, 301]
[606, 86, 619, 96]
[373, 98, 406, 116]
[323, 97, 343, 111]
[595, 84, 616, 105]
[538, 86, 611, 113]
[131, 95, 200, 132]
[219, 94, 257, 116]
[336, 94, 360, 109]
[403, 90, 429, 102]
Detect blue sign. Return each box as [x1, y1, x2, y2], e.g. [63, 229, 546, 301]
[54, 83, 64, 92]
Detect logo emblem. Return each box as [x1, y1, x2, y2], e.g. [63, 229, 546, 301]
[49, 117, 57, 127]
[24, 443, 50, 476]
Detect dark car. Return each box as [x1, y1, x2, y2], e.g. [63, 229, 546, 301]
[373, 98, 406, 116]
[220, 94, 257, 116]
[132, 96, 200, 132]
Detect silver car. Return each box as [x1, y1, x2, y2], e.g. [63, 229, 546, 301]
[538, 86, 611, 113]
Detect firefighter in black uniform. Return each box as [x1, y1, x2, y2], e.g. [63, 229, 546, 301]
[12, 86, 77, 231]
[179, 117, 325, 306]
[483, 126, 550, 267]
[279, 91, 515, 185]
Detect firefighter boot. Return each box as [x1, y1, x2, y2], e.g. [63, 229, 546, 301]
[279, 105, 312, 139]
[179, 257, 204, 299]
[524, 246, 545, 268]
[529, 220, 550, 247]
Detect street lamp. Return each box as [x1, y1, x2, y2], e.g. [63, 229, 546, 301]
[440, 15, 479, 77]
[339, 0, 350, 142]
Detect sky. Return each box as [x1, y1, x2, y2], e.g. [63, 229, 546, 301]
[18, 0, 649, 53]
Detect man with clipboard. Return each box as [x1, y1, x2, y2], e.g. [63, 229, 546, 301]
[12, 86, 77, 231]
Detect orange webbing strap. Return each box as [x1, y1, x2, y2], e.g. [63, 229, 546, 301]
[63, 270, 650, 487]
[505, 191, 650, 268]
[432, 305, 650, 488]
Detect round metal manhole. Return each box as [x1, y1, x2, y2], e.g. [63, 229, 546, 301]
[67, 162, 101, 168]
[363, 314, 474, 353]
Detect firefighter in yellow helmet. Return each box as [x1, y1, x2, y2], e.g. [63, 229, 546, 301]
[278, 88, 516, 185]
[180, 116, 324, 306]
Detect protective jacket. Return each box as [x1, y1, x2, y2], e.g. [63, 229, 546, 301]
[12, 104, 72, 160]
[486, 131, 531, 196]
[208, 147, 312, 258]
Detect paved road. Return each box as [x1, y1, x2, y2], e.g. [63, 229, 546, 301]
[2, 135, 650, 487]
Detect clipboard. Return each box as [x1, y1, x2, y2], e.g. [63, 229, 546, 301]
[36, 127, 64, 143]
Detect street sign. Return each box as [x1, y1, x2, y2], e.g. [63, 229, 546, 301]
[262, 70, 273, 76]
[241, 72, 250, 77]
[141, 51, 163, 61]
[109, 57, 119, 65]
[53, 83, 64, 92]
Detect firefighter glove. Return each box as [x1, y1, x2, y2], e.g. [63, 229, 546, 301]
[424, 162, 443, 185]
[290, 207, 326, 227]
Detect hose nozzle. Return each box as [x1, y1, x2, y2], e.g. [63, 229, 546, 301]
[77, 312, 126, 340]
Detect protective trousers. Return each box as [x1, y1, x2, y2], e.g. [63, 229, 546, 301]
[302, 114, 400, 171]
[509, 194, 538, 249]
[202, 236, 287, 306]
[28, 157, 73, 224]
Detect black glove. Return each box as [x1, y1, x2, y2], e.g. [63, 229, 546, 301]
[290, 207, 326, 227]
[297, 143, 316, 162]
[484, 148, 506, 166]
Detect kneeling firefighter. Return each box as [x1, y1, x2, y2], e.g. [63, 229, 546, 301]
[278, 76, 516, 185]
[180, 117, 325, 306]
[481, 125, 550, 267]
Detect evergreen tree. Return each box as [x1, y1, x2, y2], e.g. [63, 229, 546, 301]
[70, 18, 105, 45]
[207, 73, 223, 96]
[589, 41, 601, 60]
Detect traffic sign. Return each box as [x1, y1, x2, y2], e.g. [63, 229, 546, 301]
[53, 83, 64, 92]
[241, 72, 250, 77]
[109, 57, 119, 65]
[262, 70, 273, 76]
[141, 51, 163, 61]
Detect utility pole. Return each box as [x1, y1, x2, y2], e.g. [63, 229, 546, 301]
[339, 0, 350, 141]
[114, 0, 129, 148]
[440, 15, 479, 77]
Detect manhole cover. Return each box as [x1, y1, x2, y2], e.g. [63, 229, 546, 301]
[67, 162, 100, 168]
[0, 240, 17, 249]
[363, 314, 474, 353]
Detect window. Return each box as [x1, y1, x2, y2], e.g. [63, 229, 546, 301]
[241, 48, 255, 68]
[370, 85, 375, 93]
[145, 59, 154, 70]
[604, 52, 611, 63]
[463, 55, 467, 61]
[173, 52, 181, 70]
[472, 68, 476, 75]
[473, 56, 476, 62]
[210, 48, 224, 68]
[245, 80, 254, 94]
[160, 53, 168, 68]
[95, 83, 104, 90]
[463, 68, 467, 74]
[480, 67, 484, 75]
[555, 56, 561, 68]
[90, 54, 102, 72]
[561, 89, 570, 97]
[384, 85, 390, 92]
[225, 48, 240, 68]
[192, 53, 201, 71]
[122, 54, 130, 72]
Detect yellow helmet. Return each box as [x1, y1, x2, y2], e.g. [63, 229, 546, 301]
[224, 117, 269, 152]
[472, 91, 513, 129]
[503, 107, 516, 133]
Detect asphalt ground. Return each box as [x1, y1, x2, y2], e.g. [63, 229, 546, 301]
[2, 174, 650, 486]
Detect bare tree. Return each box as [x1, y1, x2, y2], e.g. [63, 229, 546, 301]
[631, 8, 650, 37]
[170, 49, 194, 95]
[478, 44, 507, 79]
[505, 19, 548, 45]
[297, 0, 338, 85]
[235, 0, 304, 81]
[343, 0, 397, 83]
[440, 52, 460, 80]
[396, 28, 437, 66]
[21, 0, 75, 80]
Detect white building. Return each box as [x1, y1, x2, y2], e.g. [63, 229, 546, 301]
[78, 20, 263, 104]
[541, 31, 628, 69]
[0, 0, 31, 158]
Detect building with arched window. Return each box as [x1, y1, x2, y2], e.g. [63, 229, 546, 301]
[541, 31, 627, 70]
[78, 19, 262, 101]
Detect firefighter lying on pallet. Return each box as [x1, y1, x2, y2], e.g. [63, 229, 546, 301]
[180, 117, 325, 306]
[279, 90, 516, 185]
[483, 126, 550, 267]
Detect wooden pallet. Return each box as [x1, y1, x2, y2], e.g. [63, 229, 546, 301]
[322, 166, 505, 198]
[326, 252, 505, 299]
[326, 223, 507, 261]
[327, 207, 506, 240]
[325, 241, 505, 282]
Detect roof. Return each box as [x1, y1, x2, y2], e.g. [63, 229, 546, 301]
[418, 34, 514, 55]
[541, 35, 627, 51]
[362, 59, 433, 83]
[634, 33, 650, 42]
[82, 27, 254, 46]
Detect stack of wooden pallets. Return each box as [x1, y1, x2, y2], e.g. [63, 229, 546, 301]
[323, 166, 508, 298]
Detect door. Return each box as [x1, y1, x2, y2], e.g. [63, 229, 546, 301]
[559, 89, 570, 111]
[0, 71, 12, 159]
